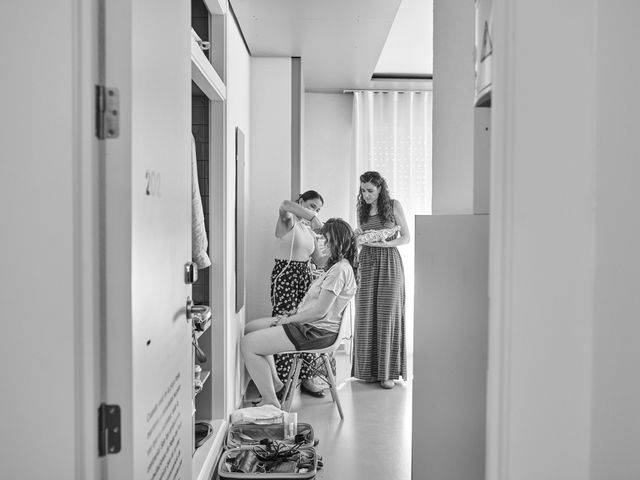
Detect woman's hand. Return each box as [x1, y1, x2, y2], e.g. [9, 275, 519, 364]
[270, 309, 297, 327]
[363, 239, 389, 248]
[276, 200, 320, 237]
[310, 214, 323, 231]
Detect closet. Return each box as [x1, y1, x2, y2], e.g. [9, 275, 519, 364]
[190, 0, 228, 479]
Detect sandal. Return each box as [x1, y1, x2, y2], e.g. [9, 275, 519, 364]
[380, 380, 395, 389]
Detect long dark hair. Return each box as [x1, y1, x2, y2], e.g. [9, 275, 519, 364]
[297, 190, 324, 205]
[320, 218, 359, 284]
[357, 171, 394, 226]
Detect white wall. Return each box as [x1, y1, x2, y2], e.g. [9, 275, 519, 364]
[225, 14, 252, 412]
[487, 0, 597, 478]
[246, 58, 292, 322]
[302, 93, 354, 223]
[591, 1, 640, 476]
[291, 58, 303, 196]
[432, 0, 475, 214]
[300, 64, 306, 170]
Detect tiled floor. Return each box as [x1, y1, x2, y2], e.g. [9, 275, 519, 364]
[290, 351, 412, 480]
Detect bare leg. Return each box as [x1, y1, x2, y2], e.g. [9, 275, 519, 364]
[241, 325, 295, 407]
[244, 318, 286, 393]
[245, 317, 275, 334]
[267, 355, 284, 392]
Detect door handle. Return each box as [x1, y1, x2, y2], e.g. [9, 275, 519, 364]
[186, 296, 193, 323]
[187, 296, 207, 362]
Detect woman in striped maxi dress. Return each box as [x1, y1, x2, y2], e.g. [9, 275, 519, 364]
[352, 171, 410, 389]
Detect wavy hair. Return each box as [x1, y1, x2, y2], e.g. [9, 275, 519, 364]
[320, 218, 359, 284]
[357, 171, 394, 226]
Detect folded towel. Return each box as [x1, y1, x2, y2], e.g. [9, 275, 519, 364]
[230, 405, 285, 425]
[191, 134, 211, 269]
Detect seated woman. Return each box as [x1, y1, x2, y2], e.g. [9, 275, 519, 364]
[241, 218, 359, 408]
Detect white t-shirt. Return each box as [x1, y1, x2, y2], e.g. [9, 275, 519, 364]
[295, 259, 357, 333]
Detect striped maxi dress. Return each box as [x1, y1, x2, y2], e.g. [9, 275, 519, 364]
[351, 213, 407, 381]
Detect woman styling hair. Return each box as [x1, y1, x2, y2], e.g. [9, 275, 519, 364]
[242, 218, 359, 408]
[270, 190, 328, 397]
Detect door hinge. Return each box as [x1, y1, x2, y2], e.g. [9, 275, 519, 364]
[98, 403, 121, 456]
[95, 85, 120, 139]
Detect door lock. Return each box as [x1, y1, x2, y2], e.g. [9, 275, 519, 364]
[184, 261, 198, 284]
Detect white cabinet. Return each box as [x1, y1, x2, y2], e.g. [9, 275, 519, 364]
[412, 214, 489, 480]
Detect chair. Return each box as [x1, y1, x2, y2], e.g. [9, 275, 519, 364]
[279, 299, 354, 420]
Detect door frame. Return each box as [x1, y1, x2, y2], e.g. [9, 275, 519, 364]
[484, 0, 515, 477]
[75, 0, 102, 478]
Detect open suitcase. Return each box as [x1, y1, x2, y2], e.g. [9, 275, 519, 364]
[218, 422, 320, 479]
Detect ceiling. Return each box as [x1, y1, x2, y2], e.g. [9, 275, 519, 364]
[229, 0, 432, 93]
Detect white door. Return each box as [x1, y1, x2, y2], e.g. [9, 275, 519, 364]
[101, 1, 193, 479]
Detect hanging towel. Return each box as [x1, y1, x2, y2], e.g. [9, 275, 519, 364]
[191, 134, 211, 269]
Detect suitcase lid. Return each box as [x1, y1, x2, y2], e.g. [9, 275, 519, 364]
[226, 422, 315, 449]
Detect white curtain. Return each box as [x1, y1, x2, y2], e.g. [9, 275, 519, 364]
[351, 91, 433, 363]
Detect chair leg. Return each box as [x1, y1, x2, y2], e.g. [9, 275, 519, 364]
[281, 355, 302, 412]
[322, 353, 344, 420]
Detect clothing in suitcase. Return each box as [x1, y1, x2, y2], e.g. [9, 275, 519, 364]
[219, 422, 320, 479]
[218, 445, 318, 479]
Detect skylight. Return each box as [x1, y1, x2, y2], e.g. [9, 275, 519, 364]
[373, 0, 433, 79]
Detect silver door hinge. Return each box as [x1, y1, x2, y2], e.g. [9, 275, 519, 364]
[95, 85, 120, 139]
[98, 403, 121, 456]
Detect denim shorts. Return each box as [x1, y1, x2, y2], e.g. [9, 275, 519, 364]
[282, 323, 338, 351]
